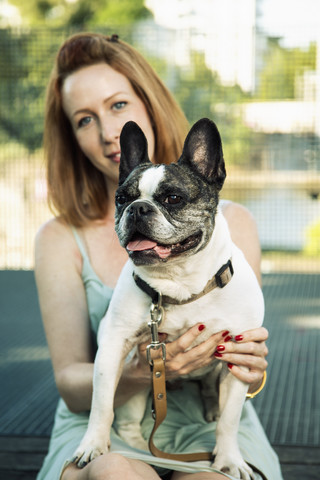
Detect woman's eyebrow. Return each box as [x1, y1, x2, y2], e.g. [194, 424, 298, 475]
[73, 92, 128, 117]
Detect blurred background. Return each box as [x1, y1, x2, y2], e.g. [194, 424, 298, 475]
[0, 4, 319, 478]
[0, 0, 319, 272]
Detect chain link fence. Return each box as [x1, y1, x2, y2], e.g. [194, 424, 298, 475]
[0, 25, 319, 270]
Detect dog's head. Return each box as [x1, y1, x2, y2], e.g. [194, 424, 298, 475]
[115, 118, 226, 266]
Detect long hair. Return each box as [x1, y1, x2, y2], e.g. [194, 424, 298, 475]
[44, 32, 189, 226]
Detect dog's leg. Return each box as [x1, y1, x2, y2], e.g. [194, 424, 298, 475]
[72, 331, 130, 468]
[200, 364, 222, 422]
[212, 367, 254, 480]
[114, 387, 150, 450]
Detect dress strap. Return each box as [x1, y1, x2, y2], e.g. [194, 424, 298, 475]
[71, 227, 90, 262]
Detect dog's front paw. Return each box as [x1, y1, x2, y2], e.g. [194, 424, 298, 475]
[72, 432, 110, 468]
[212, 448, 254, 480]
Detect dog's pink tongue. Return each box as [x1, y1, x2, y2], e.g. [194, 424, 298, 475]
[127, 238, 157, 251]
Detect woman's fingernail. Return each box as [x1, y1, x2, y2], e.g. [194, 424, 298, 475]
[214, 352, 223, 358]
[222, 330, 230, 337]
[217, 345, 225, 352]
[198, 324, 206, 331]
[228, 363, 234, 369]
[235, 335, 244, 342]
[224, 335, 232, 342]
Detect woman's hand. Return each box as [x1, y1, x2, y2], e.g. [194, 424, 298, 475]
[116, 324, 228, 406]
[138, 323, 231, 381]
[213, 327, 269, 393]
[138, 325, 268, 393]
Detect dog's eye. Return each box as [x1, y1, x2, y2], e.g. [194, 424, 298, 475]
[164, 195, 182, 205]
[116, 194, 127, 206]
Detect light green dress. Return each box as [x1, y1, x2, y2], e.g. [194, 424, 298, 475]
[36, 228, 283, 480]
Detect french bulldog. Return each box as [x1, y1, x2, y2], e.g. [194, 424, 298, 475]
[73, 118, 264, 479]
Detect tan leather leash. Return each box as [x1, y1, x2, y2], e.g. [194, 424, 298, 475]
[144, 268, 220, 462]
[142, 261, 232, 462]
[149, 356, 213, 462]
[149, 356, 268, 480]
[140, 261, 268, 479]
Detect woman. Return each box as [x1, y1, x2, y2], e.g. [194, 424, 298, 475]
[35, 32, 282, 480]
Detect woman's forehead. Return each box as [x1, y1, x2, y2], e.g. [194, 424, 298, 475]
[61, 63, 136, 114]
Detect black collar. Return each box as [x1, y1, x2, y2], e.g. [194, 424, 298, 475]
[133, 259, 234, 306]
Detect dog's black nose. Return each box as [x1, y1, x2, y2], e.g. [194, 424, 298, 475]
[128, 201, 154, 221]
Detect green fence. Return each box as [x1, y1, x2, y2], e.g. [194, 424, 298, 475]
[0, 25, 319, 269]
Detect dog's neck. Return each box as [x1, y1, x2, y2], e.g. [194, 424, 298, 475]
[132, 209, 232, 302]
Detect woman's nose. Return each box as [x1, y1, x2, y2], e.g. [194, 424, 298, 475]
[100, 120, 120, 143]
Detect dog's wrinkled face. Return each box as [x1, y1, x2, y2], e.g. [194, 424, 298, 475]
[115, 118, 226, 266]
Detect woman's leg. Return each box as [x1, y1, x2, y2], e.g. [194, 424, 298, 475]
[171, 472, 227, 480]
[61, 453, 162, 480]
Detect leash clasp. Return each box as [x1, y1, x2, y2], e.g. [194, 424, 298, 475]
[147, 293, 166, 367]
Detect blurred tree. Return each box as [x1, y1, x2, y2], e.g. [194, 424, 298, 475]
[0, 28, 62, 151]
[88, 0, 152, 26]
[10, 0, 152, 27]
[0, 25, 254, 163]
[9, 0, 63, 25]
[168, 52, 253, 166]
[1, 1, 152, 151]
[256, 38, 316, 100]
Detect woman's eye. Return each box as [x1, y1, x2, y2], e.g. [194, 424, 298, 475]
[78, 116, 92, 128]
[164, 195, 182, 205]
[112, 101, 127, 111]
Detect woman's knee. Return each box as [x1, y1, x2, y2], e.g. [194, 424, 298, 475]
[101, 453, 134, 476]
[61, 453, 152, 480]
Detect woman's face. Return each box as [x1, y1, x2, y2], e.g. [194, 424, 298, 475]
[62, 63, 155, 185]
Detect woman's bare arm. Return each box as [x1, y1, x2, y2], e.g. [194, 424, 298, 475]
[35, 219, 151, 412]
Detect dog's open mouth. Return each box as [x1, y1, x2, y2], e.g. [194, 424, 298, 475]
[126, 232, 202, 260]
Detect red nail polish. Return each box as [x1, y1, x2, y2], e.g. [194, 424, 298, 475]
[224, 335, 232, 342]
[214, 352, 223, 358]
[198, 324, 206, 331]
[235, 335, 243, 342]
[217, 345, 225, 352]
[228, 363, 233, 369]
[222, 330, 230, 337]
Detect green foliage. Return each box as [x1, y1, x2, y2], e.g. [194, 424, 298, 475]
[10, 0, 152, 27]
[1, 0, 153, 151]
[0, 24, 317, 165]
[89, 0, 151, 26]
[9, 0, 63, 25]
[0, 28, 63, 151]
[0, 28, 250, 159]
[66, 0, 152, 28]
[166, 52, 252, 165]
[256, 38, 316, 100]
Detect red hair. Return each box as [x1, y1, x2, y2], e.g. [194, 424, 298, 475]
[44, 32, 189, 226]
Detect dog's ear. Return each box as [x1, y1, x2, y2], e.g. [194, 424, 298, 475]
[119, 121, 151, 185]
[178, 118, 226, 190]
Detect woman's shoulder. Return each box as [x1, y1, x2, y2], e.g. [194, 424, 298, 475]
[220, 200, 256, 224]
[35, 217, 74, 249]
[34, 217, 82, 274]
[221, 200, 261, 283]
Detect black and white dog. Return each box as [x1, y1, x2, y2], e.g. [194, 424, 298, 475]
[73, 119, 264, 479]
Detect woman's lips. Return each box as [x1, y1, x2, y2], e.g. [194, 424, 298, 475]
[106, 151, 121, 163]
